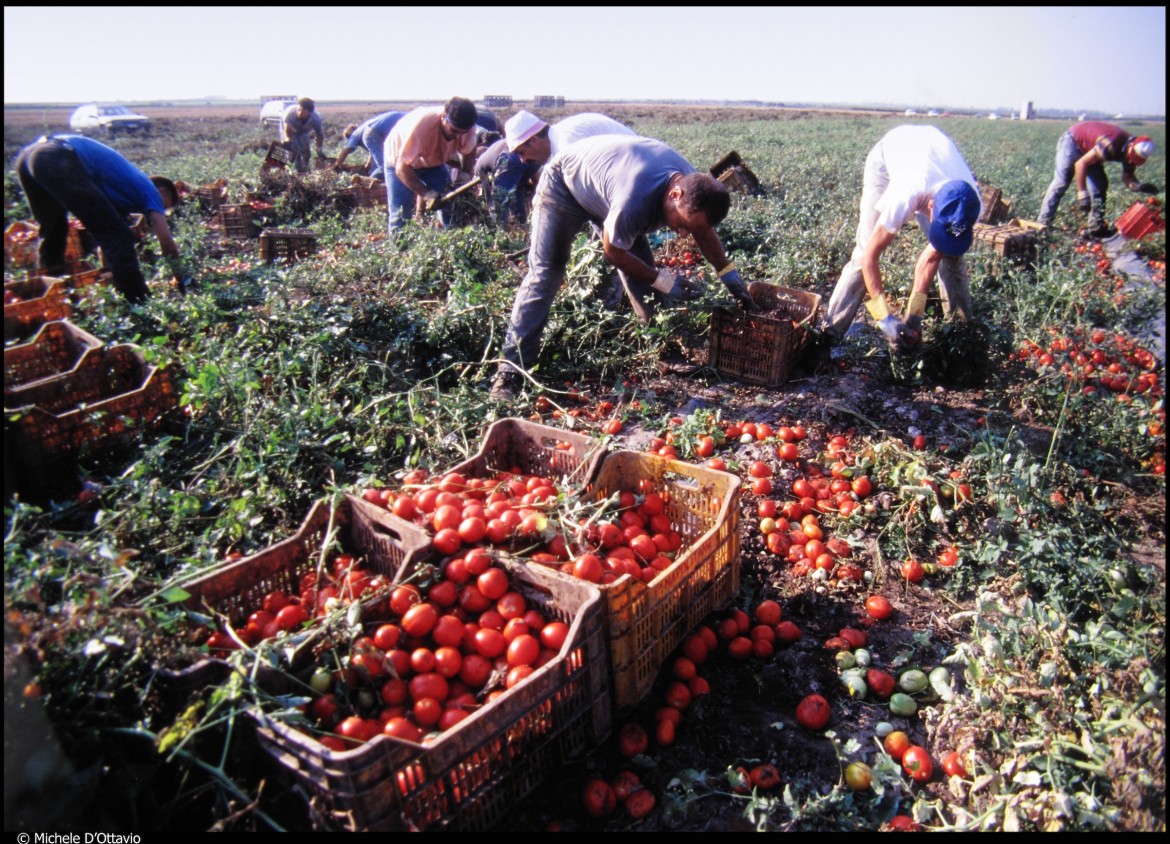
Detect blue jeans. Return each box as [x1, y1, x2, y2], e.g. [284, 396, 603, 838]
[362, 112, 404, 181]
[1038, 130, 1108, 228]
[386, 165, 452, 233]
[286, 133, 313, 173]
[486, 152, 530, 224]
[499, 162, 659, 373]
[15, 138, 149, 303]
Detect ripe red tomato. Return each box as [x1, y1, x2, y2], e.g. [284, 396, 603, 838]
[581, 778, 617, 817]
[866, 595, 894, 620]
[664, 680, 693, 710]
[749, 763, 781, 790]
[866, 668, 896, 698]
[778, 443, 800, 462]
[902, 746, 934, 782]
[749, 460, 772, 478]
[617, 722, 650, 758]
[400, 602, 438, 638]
[942, 751, 969, 779]
[611, 769, 642, 803]
[625, 787, 656, 819]
[754, 599, 782, 626]
[887, 815, 921, 832]
[795, 694, 831, 730]
[604, 418, 623, 435]
[901, 559, 925, 583]
[275, 603, 308, 631]
[851, 476, 873, 498]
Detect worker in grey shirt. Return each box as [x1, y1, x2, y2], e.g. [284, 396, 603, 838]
[282, 97, 325, 173]
[505, 110, 637, 167]
[490, 135, 754, 399]
[474, 138, 539, 224]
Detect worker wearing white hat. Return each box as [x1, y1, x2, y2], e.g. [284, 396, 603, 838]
[505, 109, 636, 166]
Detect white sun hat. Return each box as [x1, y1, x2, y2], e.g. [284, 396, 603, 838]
[505, 110, 548, 152]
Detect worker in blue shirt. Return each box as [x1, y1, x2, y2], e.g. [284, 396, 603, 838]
[14, 134, 184, 303]
[336, 111, 405, 181]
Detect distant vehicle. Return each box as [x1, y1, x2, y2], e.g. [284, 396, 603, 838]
[260, 97, 298, 131]
[69, 103, 151, 136]
[927, 109, 942, 117]
[988, 113, 1000, 120]
[905, 108, 918, 116]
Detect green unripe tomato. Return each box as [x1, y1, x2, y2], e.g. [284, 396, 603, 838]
[835, 651, 856, 670]
[853, 648, 872, 667]
[874, 720, 895, 738]
[899, 669, 929, 694]
[889, 692, 918, 717]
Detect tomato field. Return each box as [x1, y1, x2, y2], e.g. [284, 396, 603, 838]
[3, 102, 1166, 832]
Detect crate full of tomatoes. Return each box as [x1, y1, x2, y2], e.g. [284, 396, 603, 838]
[186, 494, 611, 831]
[357, 440, 741, 713]
[3, 343, 179, 488]
[569, 451, 742, 710]
[4, 275, 71, 342]
[3, 319, 103, 394]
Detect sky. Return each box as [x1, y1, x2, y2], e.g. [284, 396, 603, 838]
[4, 7, 1166, 116]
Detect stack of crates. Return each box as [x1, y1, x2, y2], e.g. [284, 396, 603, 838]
[3, 342, 179, 493]
[178, 493, 611, 831]
[4, 276, 71, 342]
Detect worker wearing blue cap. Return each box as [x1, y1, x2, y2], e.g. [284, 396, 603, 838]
[824, 125, 982, 353]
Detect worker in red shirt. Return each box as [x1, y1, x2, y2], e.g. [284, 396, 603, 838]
[1037, 122, 1157, 236]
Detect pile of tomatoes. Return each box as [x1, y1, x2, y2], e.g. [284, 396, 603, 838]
[360, 465, 691, 588]
[202, 553, 387, 653]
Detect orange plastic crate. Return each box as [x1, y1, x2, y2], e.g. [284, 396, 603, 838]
[4, 276, 72, 342]
[4, 344, 179, 485]
[1116, 201, 1166, 240]
[546, 450, 742, 711]
[218, 502, 611, 831]
[3, 319, 103, 393]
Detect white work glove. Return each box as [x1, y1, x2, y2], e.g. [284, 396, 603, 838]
[651, 268, 700, 301]
[423, 189, 441, 211]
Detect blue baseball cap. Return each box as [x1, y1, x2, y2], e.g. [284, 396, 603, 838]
[928, 181, 981, 256]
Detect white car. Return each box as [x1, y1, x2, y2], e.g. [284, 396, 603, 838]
[260, 98, 298, 131]
[69, 104, 151, 136]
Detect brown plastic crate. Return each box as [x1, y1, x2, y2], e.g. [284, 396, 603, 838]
[259, 228, 317, 263]
[4, 346, 179, 479]
[219, 204, 259, 240]
[248, 552, 611, 831]
[973, 219, 1042, 260]
[157, 495, 435, 716]
[192, 179, 229, 210]
[448, 417, 607, 489]
[4, 220, 39, 268]
[552, 450, 741, 712]
[709, 282, 821, 388]
[3, 319, 103, 392]
[175, 495, 433, 629]
[4, 276, 72, 342]
[977, 183, 1013, 224]
[261, 141, 295, 173]
[710, 150, 762, 195]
